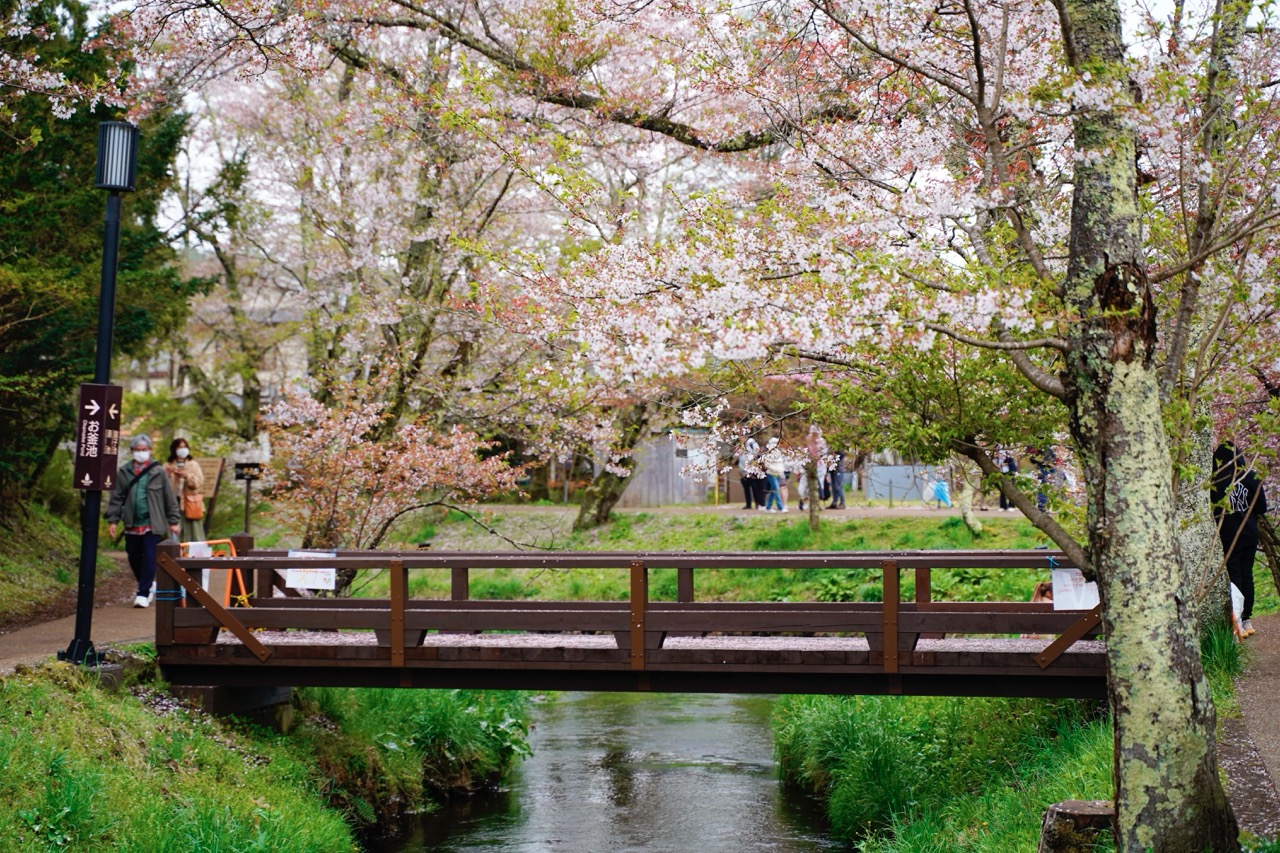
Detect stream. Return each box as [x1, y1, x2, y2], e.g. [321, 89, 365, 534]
[374, 692, 843, 852]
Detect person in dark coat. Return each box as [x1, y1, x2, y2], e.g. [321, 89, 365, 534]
[1212, 442, 1269, 637]
[105, 434, 181, 608]
[999, 454, 1018, 511]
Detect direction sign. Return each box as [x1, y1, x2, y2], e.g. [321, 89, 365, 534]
[234, 462, 263, 481]
[73, 383, 123, 491]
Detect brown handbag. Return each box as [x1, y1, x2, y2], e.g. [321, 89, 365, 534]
[183, 493, 204, 520]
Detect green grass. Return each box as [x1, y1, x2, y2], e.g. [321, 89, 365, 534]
[296, 688, 530, 799]
[773, 693, 1112, 850]
[0, 661, 533, 851]
[768, 617, 1255, 851]
[0, 663, 357, 852]
[0, 503, 118, 624]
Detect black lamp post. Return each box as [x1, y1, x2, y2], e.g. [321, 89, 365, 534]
[61, 121, 139, 666]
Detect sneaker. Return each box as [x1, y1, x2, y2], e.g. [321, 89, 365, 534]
[148, 583, 156, 605]
[1243, 619, 1256, 637]
[134, 595, 150, 609]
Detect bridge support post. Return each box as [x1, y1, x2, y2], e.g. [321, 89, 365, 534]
[882, 559, 899, 675]
[390, 558, 405, 667]
[630, 560, 647, 671]
[229, 533, 255, 595]
[172, 685, 295, 733]
[155, 540, 180, 648]
[1037, 800, 1115, 852]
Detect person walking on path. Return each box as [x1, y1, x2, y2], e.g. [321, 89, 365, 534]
[737, 436, 765, 510]
[106, 435, 180, 608]
[1212, 441, 1269, 637]
[762, 438, 787, 512]
[827, 450, 846, 509]
[999, 454, 1018, 511]
[166, 437, 206, 543]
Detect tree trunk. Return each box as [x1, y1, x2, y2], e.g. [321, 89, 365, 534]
[1060, 1, 1237, 847]
[957, 477, 983, 536]
[573, 402, 650, 532]
[805, 463, 821, 531]
[1178, 402, 1230, 633]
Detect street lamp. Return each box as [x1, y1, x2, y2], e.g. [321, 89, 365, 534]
[60, 121, 139, 666]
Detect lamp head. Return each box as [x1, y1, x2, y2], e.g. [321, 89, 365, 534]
[95, 122, 139, 192]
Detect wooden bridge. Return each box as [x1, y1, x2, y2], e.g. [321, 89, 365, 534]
[153, 538, 1106, 699]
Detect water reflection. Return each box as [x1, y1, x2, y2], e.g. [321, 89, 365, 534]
[381, 692, 841, 853]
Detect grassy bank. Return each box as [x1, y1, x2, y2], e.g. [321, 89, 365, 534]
[0, 503, 116, 624]
[774, 694, 1112, 851]
[772, 622, 1259, 851]
[0, 661, 530, 851]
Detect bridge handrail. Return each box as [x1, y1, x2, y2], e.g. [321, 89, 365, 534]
[155, 539, 1100, 681]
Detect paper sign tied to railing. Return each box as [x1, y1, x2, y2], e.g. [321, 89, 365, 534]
[285, 550, 338, 591]
[1051, 568, 1099, 610]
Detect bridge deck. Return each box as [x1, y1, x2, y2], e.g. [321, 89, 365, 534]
[152, 543, 1108, 699]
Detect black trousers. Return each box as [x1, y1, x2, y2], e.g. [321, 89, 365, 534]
[1222, 522, 1259, 621]
[124, 531, 163, 597]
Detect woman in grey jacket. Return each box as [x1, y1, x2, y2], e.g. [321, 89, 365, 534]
[105, 435, 180, 608]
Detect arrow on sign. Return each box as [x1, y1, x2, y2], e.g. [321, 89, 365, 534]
[104, 475, 113, 489]
[84, 400, 100, 416]
[108, 403, 118, 419]
[80, 474, 93, 487]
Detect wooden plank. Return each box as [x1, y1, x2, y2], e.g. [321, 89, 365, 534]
[1035, 605, 1104, 669]
[451, 567, 469, 601]
[174, 608, 632, 632]
[883, 559, 899, 674]
[156, 552, 272, 662]
[678, 566, 694, 602]
[155, 542, 180, 647]
[630, 560, 647, 671]
[390, 558, 405, 667]
[174, 550, 1075, 572]
[899, 612, 1098, 634]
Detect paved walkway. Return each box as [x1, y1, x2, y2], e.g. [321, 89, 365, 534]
[1227, 613, 1280, 837]
[0, 577, 152, 674]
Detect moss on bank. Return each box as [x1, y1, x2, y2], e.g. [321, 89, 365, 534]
[0, 659, 530, 850]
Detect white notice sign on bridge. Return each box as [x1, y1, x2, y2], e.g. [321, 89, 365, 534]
[1051, 568, 1099, 611]
[285, 550, 337, 590]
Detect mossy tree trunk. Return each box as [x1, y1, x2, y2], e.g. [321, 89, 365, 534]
[1059, 1, 1237, 847]
[1177, 403, 1230, 632]
[1160, 0, 1247, 638]
[573, 402, 650, 533]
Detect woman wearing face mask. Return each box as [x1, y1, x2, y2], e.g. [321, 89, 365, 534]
[166, 437, 206, 543]
[105, 434, 180, 608]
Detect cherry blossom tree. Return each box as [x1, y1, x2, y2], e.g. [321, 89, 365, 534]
[264, 371, 523, 592]
[122, 0, 1280, 845]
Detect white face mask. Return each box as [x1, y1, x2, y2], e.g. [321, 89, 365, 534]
[176, 447, 190, 459]
[133, 450, 151, 463]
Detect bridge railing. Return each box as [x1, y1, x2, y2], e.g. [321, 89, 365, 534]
[154, 539, 1100, 677]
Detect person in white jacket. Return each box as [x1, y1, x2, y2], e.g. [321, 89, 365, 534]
[762, 438, 788, 512]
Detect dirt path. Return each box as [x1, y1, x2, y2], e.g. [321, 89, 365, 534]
[1226, 613, 1280, 837]
[0, 554, 151, 674]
